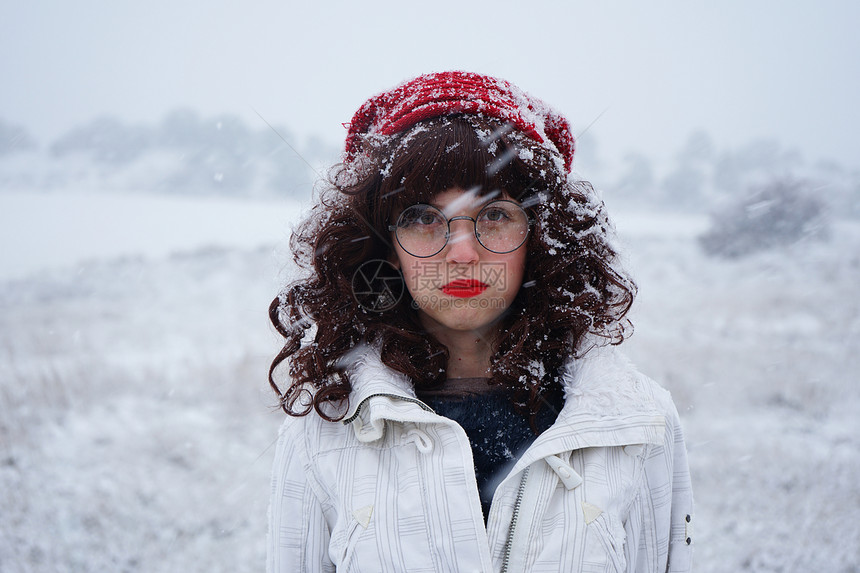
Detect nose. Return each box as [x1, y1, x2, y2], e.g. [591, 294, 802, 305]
[445, 218, 480, 264]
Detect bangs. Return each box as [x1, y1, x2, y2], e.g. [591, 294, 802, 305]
[373, 116, 550, 220]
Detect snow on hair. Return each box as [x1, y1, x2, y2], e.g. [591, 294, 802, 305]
[269, 115, 636, 430]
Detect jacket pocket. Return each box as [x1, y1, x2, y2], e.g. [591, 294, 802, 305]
[584, 512, 627, 572]
[337, 511, 370, 569]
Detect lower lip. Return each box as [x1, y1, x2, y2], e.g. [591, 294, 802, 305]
[441, 284, 489, 298]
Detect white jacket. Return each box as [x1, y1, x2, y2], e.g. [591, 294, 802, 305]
[267, 346, 693, 572]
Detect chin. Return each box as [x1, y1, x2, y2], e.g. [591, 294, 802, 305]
[425, 308, 506, 333]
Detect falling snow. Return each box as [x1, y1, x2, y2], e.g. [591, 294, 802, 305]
[0, 193, 858, 572]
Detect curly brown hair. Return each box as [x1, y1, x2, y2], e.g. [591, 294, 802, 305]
[269, 115, 636, 427]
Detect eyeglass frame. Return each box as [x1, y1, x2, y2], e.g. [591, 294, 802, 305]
[387, 199, 533, 258]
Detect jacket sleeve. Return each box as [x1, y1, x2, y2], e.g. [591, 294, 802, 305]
[664, 404, 693, 572]
[628, 397, 694, 573]
[267, 417, 335, 573]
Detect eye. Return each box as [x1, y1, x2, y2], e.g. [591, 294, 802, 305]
[417, 211, 441, 225]
[398, 205, 445, 229]
[479, 203, 515, 224]
[484, 208, 509, 222]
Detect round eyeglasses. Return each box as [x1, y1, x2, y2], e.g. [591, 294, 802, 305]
[389, 200, 531, 258]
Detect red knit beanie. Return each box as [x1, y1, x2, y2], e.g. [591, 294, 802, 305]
[344, 71, 575, 173]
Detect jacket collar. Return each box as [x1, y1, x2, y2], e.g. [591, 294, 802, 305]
[505, 346, 667, 476]
[339, 343, 438, 442]
[343, 343, 417, 409]
[341, 342, 667, 451]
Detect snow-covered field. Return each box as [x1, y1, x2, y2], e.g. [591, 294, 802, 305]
[615, 210, 860, 571]
[1, 191, 858, 572]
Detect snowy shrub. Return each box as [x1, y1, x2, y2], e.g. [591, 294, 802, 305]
[50, 116, 153, 165]
[698, 178, 829, 257]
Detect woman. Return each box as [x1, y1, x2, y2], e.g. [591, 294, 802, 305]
[267, 71, 693, 572]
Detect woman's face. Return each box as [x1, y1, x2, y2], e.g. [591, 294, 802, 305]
[390, 187, 528, 338]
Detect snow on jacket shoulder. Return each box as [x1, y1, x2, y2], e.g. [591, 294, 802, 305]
[267, 345, 694, 573]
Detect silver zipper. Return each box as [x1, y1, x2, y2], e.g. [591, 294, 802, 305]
[341, 393, 434, 425]
[500, 466, 530, 573]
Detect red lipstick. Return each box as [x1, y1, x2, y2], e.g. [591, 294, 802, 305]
[441, 279, 489, 298]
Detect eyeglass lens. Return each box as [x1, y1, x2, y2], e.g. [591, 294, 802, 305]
[394, 200, 529, 257]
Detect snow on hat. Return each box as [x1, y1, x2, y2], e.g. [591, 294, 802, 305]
[344, 71, 575, 173]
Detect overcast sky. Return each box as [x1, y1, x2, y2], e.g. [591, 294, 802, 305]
[2, 0, 858, 171]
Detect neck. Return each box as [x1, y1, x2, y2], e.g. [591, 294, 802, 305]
[421, 320, 496, 379]
[446, 339, 493, 379]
